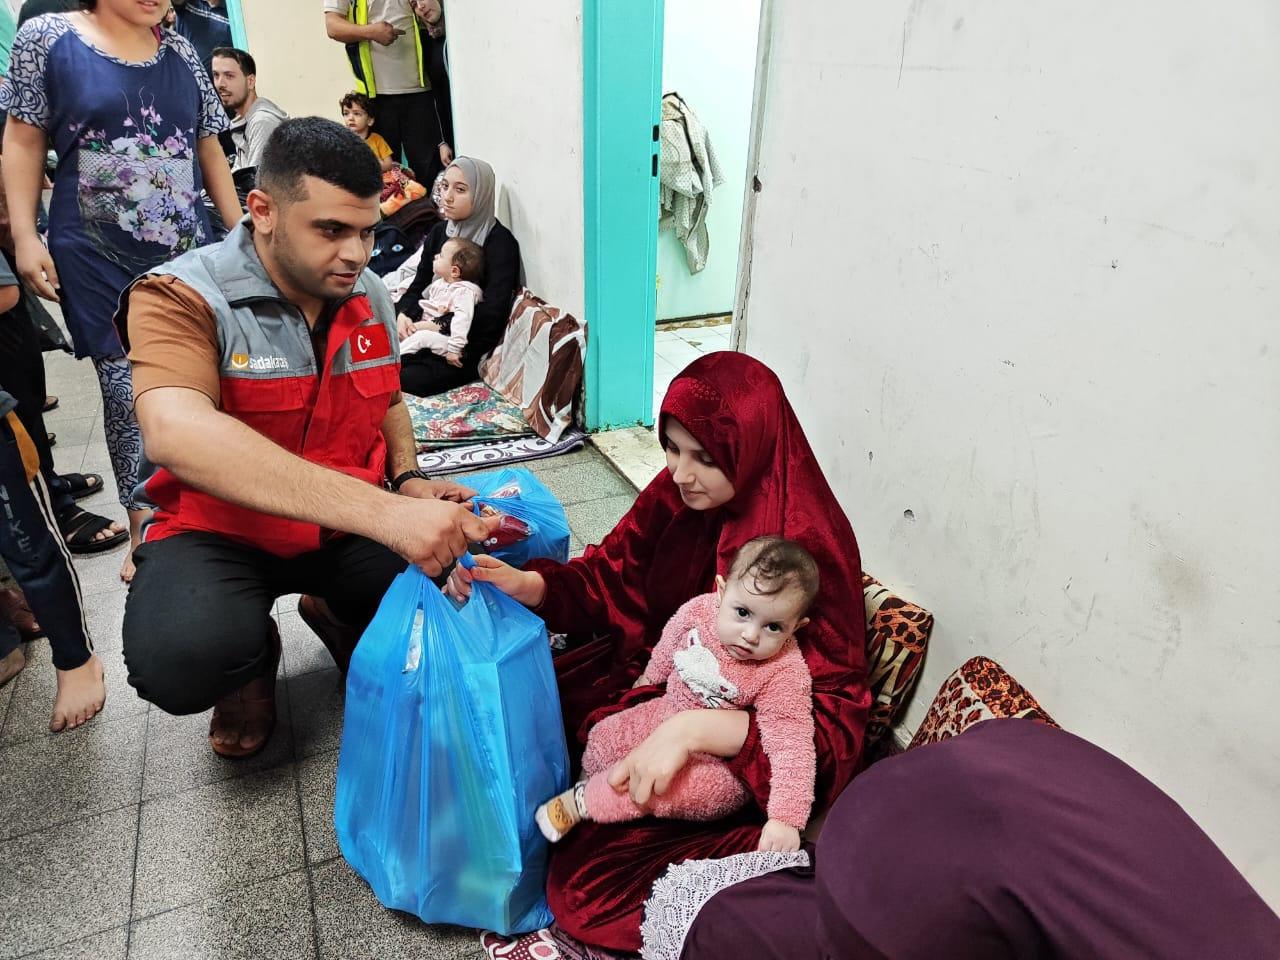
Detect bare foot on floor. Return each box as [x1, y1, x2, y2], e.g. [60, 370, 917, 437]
[50, 654, 106, 731]
[119, 545, 137, 584]
[120, 508, 152, 584]
[0, 647, 25, 687]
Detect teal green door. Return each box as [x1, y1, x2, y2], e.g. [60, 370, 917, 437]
[225, 0, 248, 48]
[582, 0, 664, 430]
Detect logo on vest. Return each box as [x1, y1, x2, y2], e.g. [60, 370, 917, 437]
[230, 353, 289, 372]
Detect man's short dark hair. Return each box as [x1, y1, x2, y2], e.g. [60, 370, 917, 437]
[257, 117, 383, 203]
[339, 92, 374, 116]
[446, 238, 485, 284]
[211, 46, 256, 77]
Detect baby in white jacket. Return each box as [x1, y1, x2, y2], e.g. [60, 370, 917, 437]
[395, 238, 485, 367]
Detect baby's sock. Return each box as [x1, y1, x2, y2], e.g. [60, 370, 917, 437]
[535, 781, 588, 842]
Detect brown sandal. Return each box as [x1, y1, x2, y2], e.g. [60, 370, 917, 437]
[0, 587, 42, 639]
[298, 595, 363, 674]
[209, 621, 281, 759]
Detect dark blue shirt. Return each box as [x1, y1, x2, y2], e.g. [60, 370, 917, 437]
[173, 0, 232, 71]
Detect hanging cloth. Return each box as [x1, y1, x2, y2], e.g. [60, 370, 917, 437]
[659, 92, 725, 274]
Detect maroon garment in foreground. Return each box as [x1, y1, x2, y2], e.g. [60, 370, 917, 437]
[525, 352, 870, 950]
[684, 719, 1280, 960]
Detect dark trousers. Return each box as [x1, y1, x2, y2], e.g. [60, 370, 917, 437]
[0, 300, 75, 517]
[0, 415, 91, 669]
[400, 351, 478, 397]
[122, 531, 406, 715]
[370, 90, 444, 189]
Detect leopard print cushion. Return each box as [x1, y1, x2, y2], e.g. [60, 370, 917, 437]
[862, 573, 933, 748]
[908, 655, 1058, 750]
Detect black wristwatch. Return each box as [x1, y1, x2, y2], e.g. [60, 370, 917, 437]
[390, 469, 430, 492]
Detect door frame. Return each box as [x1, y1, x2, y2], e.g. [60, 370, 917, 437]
[581, 0, 665, 430]
[225, 0, 248, 48]
[730, 0, 774, 352]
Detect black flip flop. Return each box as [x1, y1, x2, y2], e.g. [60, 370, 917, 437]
[47, 432, 56, 447]
[42, 395, 58, 413]
[57, 506, 128, 554]
[59, 472, 105, 502]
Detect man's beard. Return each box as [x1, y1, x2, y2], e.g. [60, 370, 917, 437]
[270, 221, 350, 302]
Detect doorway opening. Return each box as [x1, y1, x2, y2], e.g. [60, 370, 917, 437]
[652, 0, 761, 417]
[582, 0, 763, 436]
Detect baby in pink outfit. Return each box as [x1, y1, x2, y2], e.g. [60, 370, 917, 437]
[395, 237, 484, 368]
[536, 537, 818, 853]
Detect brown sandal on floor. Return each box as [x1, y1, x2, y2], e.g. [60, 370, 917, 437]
[209, 621, 281, 759]
[298, 595, 363, 674]
[0, 587, 43, 639]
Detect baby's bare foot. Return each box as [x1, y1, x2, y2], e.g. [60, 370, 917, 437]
[50, 655, 106, 732]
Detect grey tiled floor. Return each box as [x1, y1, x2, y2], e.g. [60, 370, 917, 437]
[0, 348, 636, 960]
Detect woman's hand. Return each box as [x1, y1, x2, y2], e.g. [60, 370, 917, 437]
[445, 553, 547, 607]
[757, 819, 801, 853]
[396, 313, 416, 341]
[607, 712, 694, 807]
[15, 235, 58, 302]
[438, 142, 454, 167]
[416, 319, 442, 334]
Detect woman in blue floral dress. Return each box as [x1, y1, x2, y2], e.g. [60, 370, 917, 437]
[0, 0, 240, 580]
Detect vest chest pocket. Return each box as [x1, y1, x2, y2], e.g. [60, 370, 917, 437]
[219, 376, 309, 413]
[349, 362, 401, 399]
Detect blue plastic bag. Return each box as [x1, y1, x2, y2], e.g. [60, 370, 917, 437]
[335, 558, 570, 935]
[455, 468, 571, 567]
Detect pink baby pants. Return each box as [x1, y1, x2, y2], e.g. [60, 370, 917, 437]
[580, 697, 750, 823]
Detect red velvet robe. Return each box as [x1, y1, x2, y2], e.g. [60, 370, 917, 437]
[525, 353, 871, 951]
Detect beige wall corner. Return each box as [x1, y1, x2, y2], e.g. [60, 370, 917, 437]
[442, 0, 586, 323]
[240, 0, 356, 123]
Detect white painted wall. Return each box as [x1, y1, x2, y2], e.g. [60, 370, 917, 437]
[242, 0, 352, 122]
[741, 0, 1280, 905]
[443, 0, 585, 321]
[656, 0, 759, 321]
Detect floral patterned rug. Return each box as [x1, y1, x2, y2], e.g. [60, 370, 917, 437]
[406, 382, 534, 449]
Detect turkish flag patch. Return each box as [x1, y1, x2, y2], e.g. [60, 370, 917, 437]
[349, 323, 391, 363]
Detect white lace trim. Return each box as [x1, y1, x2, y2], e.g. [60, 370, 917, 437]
[639, 849, 810, 960]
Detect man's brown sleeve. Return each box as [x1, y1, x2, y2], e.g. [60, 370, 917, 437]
[127, 276, 222, 405]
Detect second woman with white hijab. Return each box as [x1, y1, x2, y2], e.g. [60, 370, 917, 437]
[395, 156, 523, 396]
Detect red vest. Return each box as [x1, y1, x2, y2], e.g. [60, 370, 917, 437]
[125, 227, 401, 557]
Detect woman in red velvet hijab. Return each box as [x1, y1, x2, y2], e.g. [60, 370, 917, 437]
[462, 352, 870, 953]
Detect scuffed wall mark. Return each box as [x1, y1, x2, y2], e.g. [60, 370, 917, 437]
[868, 450, 874, 463]
[1137, 219, 1228, 249]
[908, 155, 1016, 182]
[897, 21, 907, 88]
[1083, 593, 1097, 633]
[915, 243, 942, 286]
[794, 348, 811, 380]
[1001, 359, 1015, 367]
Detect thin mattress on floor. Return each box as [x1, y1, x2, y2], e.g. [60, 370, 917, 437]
[405, 382, 533, 449]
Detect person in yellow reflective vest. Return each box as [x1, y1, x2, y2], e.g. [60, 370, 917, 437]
[323, 0, 448, 188]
